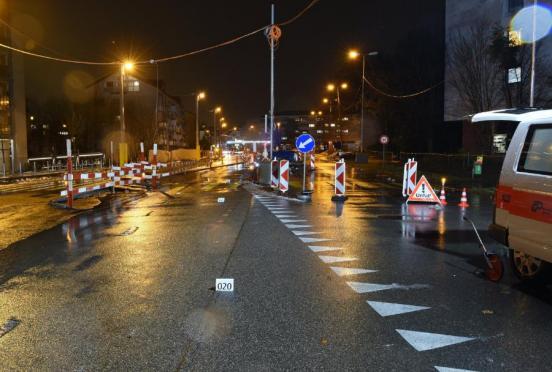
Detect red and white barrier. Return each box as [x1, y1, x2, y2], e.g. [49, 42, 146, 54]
[271, 160, 279, 188]
[402, 158, 417, 197]
[332, 159, 347, 201]
[310, 152, 315, 171]
[66, 139, 74, 208]
[279, 159, 289, 193]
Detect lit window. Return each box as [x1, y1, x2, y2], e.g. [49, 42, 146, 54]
[342, 117, 349, 121]
[508, 67, 521, 83]
[308, 123, 315, 128]
[343, 129, 349, 134]
[509, 30, 522, 47]
[316, 130, 323, 134]
[330, 123, 336, 127]
[324, 123, 329, 127]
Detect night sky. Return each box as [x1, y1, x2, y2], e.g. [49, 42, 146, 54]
[9, 0, 444, 126]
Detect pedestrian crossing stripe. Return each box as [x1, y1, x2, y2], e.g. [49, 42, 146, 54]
[309, 246, 343, 252]
[366, 301, 429, 317]
[285, 224, 312, 229]
[318, 256, 358, 264]
[347, 282, 395, 293]
[396, 329, 475, 352]
[280, 219, 307, 223]
[300, 237, 331, 243]
[292, 231, 320, 236]
[330, 267, 377, 276]
[434, 367, 478, 372]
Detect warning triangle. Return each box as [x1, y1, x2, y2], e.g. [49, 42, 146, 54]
[407, 175, 441, 204]
[367, 301, 429, 317]
[396, 329, 475, 351]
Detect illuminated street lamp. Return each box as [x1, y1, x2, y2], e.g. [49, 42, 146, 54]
[348, 48, 378, 152]
[310, 110, 316, 116]
[196, 91, 206, 150]
[322, 98, 329, 104]
[326, 81, 348, 120]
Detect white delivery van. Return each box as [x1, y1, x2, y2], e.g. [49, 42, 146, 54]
[472, 109, 552, 281]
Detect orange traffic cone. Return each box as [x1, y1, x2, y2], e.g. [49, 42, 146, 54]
[439, 188, 448, 205]
[458, 187, 470, 208]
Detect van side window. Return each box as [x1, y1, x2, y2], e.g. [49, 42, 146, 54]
[517, 124, 552, 176]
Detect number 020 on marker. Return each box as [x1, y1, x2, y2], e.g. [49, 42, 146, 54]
[215, 278, 234, 292]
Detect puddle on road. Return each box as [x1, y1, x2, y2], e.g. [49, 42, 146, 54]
[0, 317, 20, 338]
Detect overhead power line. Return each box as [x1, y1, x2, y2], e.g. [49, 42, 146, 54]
[363, 76, 443, 99]
[0, 0, 319, 66]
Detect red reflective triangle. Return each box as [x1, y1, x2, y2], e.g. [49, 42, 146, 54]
[282, 169, 289, 180]
[407, 175, 441, 204]
[336, 171, 344, 185]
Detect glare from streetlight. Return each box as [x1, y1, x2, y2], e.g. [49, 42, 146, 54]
[123, 61, 134, 71]
[322, 98, 329, 104]
[215, 106, 222, 113]
[326, 83, 335, 92]
[221, 123, 227, 128]
[198, 91, 206, 99]
[233, 126, 238, 131]
[277, 122, 281, 127]
[341, 82, 348, 89]
[310, 110, 316, 116]
[318, 111, 323, 115]
[348, 49, 360, 60]
[249, 124, 255, 130]
[220, 117, 226, 122]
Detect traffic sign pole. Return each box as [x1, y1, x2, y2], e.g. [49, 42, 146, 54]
[302, 153, 306, 193]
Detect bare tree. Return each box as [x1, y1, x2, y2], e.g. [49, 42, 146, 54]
[446, 22, 504, 117]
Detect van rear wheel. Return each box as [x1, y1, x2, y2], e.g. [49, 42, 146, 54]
[510, 249, 550, 282]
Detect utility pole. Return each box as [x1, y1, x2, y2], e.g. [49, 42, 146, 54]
[360, 55, 365, 152]
[120, 63, 125, 142]
[269, 2, 276, 160]
[530, 0, 537, 107]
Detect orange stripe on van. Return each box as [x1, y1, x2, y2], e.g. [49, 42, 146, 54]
[496, 185, 552, 224]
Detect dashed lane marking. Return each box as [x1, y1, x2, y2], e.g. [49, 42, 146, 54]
[434, 367, 479, 372]
[292, 231, 320, 236]
[300, 237, 332, 243]
[396, 330, 476, 352]
[318, 255, 358, 264]
[309, 246, 343, 252]
[347, 282, 430, 294]
[330, 267, 377, 276]
[366, 301, 430, 317]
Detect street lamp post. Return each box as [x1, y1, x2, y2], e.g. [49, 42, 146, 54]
[195, 92, 206, 152]
[119, 61, 133, 165]
[348, 49, 378, 152]
[212, 106, 222, 147]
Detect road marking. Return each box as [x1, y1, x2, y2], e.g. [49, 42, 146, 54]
[300, 237, 331, 243]
[285, 224, 312, 229]
[367, 301, 430, 317]
[347, 282, 430, 293]
[309, 246, 343, 252]
[347, 282, 395, 293]
[292, 231, 320, 236]
[275, 214, 296, 218]
[396, 330, 476, 352]
[434, 367, 478, 372]
[330, 267, 377, 276]
[268, 207, 289, 210]
[280, 219, 307, 223]
[318, 255, 358, 264]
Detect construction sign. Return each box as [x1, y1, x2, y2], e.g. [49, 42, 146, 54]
[406, 175, 441, 204]
[402, 158, 417, 197]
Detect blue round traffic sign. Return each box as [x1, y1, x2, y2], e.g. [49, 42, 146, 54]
[295, 134, 315, 153]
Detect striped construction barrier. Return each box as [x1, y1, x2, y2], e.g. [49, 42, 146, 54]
[271, 160, 279, 188]
[331, 159, 347, 202]
[279, 159, 289, 193]
[310, 152, 315, 172]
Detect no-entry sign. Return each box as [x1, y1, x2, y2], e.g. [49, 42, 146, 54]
[380, 135, 389, 145]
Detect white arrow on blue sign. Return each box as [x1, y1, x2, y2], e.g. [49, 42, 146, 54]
[295, 134, 315, 153]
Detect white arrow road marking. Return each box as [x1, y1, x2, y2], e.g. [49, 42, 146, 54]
[280, 219, 307, 223]
[367, 301, 430, 317]
[396, 330, 476, 352]
[285, 224, 312, 229]
[330, 267, 377, 276]
[347, 282, 430, 293]
[309, 246, 343, 252]
[318, 256, 358, 264]
[292, 231, 320, 236]
[300, 237, 332, 243]
[434, 367, 478, 372]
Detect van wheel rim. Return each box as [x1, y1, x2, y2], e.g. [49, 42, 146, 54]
[513, 250, 542, 277]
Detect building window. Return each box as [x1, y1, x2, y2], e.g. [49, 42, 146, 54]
[316, 130, 323, 134]
[343, 129, 349, 134]
[508, 67, 521, 83]
[330, 123, 336, 127]
[509, 30, 522, 47]
[127, 79, 140, 92]
[308, 123, 315, 128]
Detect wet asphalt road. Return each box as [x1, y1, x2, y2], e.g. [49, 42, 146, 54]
[0, 161, 551, 371]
